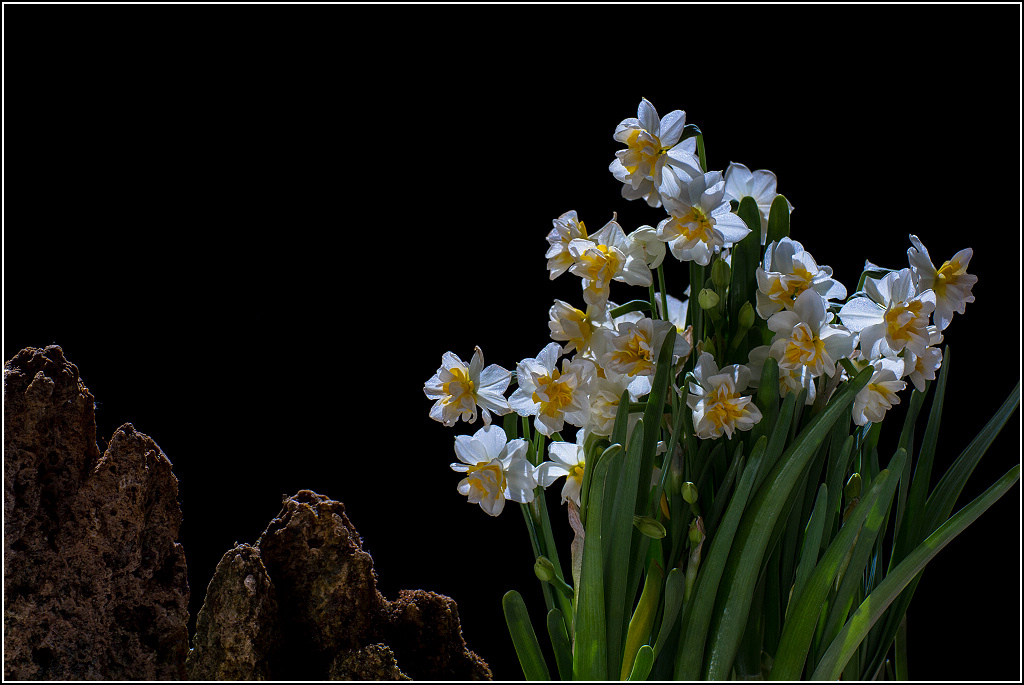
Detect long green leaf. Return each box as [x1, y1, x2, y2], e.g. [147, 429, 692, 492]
[704, 368, 872, 679]
[765, 194, 791, 245]
[627, 645, 655, 681]
[771, 450, 905, 680]
[811, 463, 1021, 680]
[674, 437, 766, 680]
[573, 442, 620, 680]
[653, 568, 686, 659]
[620, 557, 664, 680]
[789, 483, 828, 618]
[728, 197, 763, 362]
[503, 590, 551, 681]
[546, 609, 573, 681]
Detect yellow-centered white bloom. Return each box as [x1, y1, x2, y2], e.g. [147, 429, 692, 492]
[451, 425, 537, 517]
[902, 344, 943, 393]
[687, 352, 763, 440]
[509, 342, 596, 436]
[756, 238, 847, 320]
[656, 168, 752, 266]
[767, 289, 856, 379]
[548, 299, 611, 357]
[424, 346, 511, 427]
[546, 210, 589, 280]
[595, 317, 673, 399]
[746, 344, 817, 405]
[852, 357, 906, 426]
[655, 290, 694, 362]
[906, 234, 977, 331]
[839, 268, 937, 362]
[586, 374, 634, 436]
[628, 226, 667, 269]
[723, 162, 794, 244]
[568, 219, 653, 307]
[609, 98, 702, 207]
[536, 430, 587, 506]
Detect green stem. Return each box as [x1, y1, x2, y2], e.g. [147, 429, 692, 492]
[695, 134, 708, 174]
[657, 264, 670, 321]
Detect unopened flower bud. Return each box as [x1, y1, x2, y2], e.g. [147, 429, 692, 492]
[633, 515, 667, 539]
[711, 259, 731, 290]
[688, 517, 706, 546]
[681, 481, 699, 504]
[844, 473, 862, 500]
[534, 556, 556, 582]
[738, 301, 755, 330]
[698, 288, 720, 310]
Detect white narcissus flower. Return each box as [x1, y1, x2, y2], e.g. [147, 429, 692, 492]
[687, 352, 763, 440]
[839, 268, 937, 362]
[548, 299, 614, 358]
[746, 344, 817, 405]
[546, 210, 589, 280]
[451, 425, 537, 517]
[723, 162, 794, 244]
[903, 344, 943, 393]
[609, 98, 702, 206]
[767, 289, 857, 379]
[536, 430, 587, 506]
[595, 317, 674, 399]
[755, 238, 847, 320]
[656, 168, 752, 266]
[568, 219, 653, 307]
[509, 342, 596, 436]
[852, 357, 906, 426]
[587, 374, 634, 436]
[424, 346, 511, 427]
[906, 234, 977, 331]
[628, 225, 667, 269]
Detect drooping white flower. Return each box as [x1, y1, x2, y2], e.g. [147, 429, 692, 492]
[902, 344, 943, 393]
[424, 346, 511, 427]
[609, 98, 702, 205]
[536, 430, 587, 506]
[656, 168, 752, 266]
[906, 234, 977, 331]
[628, 225, 667, 269]
[852, 357, 906, 426]
[755, 238, 847, 320]
[546, 210, 589, 280]
[586, 374, 635, 436]
[451, 425, 537, 516]
[509, 342, 596, 436]
[568, 218, 653, 306]
[655, 290, 693, 362]
[767, 289, 857, 379]
[838, 268, 937, 362]
[723, 162, 794, 244]
[687, 352, 763, 440]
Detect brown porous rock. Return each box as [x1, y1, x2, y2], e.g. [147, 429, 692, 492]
[187, 490, 492, 681]
[3, 345, 190, 680]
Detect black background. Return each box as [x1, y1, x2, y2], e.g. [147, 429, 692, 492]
[3, 3, 1020, 681]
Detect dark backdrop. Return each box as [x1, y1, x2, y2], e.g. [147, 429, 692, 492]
[4, 4, 1020, 681]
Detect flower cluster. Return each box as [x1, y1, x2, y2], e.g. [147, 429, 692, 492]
[425, 98, 977, 516]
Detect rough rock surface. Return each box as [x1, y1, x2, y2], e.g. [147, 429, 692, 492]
[187, 490, 492, 681]
[3, 345, 190, 680]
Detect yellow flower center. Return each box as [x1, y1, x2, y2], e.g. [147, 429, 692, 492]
[570, 462, 585, 486]
[441, 367, 474, 404]
[610, 329, 655, 376]
[465, 461, 506, 497]
[883, 300, 926, 344]
[623, 128, 664, 174]
[679, 206, 715, 243]
[704, 385, 749, 432]
[532, 368, 576, 418]
[782, 324, 826, 371]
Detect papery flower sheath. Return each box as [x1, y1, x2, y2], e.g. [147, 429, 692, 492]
[424, 346, 511, 427]
[509, 342, 596, 436]
[451, 425, 537, 516]
[907, 234, 977, 331]
[656, 168, 752, 266]
[723, 161, 794, 244]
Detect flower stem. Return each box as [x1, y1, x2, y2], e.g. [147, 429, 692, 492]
[657, 264, 670, 321]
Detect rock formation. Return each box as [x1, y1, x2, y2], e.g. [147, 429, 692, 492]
[3, 345, 190, 679]
[187, 490, 492, 680]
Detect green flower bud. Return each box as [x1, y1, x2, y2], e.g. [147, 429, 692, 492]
[698, 288, 720, 310]
[844, 473, 862, 500]
[711, 259, 731, 290]
[688, 517, 706, 546]
[534, 556, 556, 582]
[681, 481, 699, 504]
[633, 515, 667, 539]
[738, 301, 755, 330]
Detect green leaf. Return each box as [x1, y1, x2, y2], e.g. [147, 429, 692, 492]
[788, 483, 828, 618]
[503, 590, 551, 681]
[728, 197, 763, 359]
[704, 368, 872, 679]
[653, 568, 687, 659]
[610, 299, 654, 318]
[674, 437, 766, 680]
[546, 608, 573, 681]
[621, 557, 664, 680]
[811, 463, 1022, 680]
[771, 450, 905, 680]
[573, 442, 621, 680]
[765, 194, 791, 245]
[627, 645, 655, 681]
